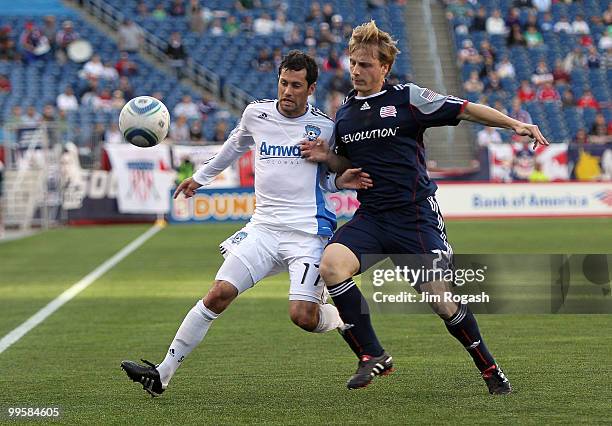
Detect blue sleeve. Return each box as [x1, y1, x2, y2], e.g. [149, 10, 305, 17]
[407, 84, 467, 128]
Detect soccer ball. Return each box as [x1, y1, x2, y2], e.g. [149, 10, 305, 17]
[119, 96, 170, 147]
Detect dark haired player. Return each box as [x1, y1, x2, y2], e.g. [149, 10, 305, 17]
[302, 21, 549, 393]
[121, 51, 372, 396]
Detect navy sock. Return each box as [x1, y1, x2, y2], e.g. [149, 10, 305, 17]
[444, 304, 496, 372]
[328, 278, 384, 357]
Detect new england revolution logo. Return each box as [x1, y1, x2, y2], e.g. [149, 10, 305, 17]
[304, 124, 322, 141]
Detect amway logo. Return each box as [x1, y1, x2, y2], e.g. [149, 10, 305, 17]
[259, 141, 301, 158]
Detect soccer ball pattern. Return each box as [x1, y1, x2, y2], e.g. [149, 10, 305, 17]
[119, 96, 170, 147]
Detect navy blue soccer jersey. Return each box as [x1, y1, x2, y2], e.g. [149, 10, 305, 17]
[333, 83, 468, 211]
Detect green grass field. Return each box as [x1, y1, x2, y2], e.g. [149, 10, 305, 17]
[0, 218, 611, 424]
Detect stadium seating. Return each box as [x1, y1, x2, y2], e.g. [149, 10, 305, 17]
[1, 0, 416, 154]
[446, 0, 610, 142]
[98, 0, 412, 103]
[0, 13, 237, 145]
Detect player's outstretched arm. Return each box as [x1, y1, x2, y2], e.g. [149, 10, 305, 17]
[457, 102, 550, 149]
[188, 120, 254, 191]
[300, 138, 352, 173]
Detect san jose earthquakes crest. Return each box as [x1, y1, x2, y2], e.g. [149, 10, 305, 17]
[304, 125, 322, 141]
[231, 231, 248, 244]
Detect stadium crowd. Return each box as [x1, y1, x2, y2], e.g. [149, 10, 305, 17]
[1, 0, 609, 181]
[0, 12, 236, 168]
[100, 0, 410, 119]
[1, 0, 414, 169]
[443, 0, 611, 147]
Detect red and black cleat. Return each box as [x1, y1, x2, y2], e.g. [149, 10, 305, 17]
[482, 365, 512, 395]
[347, 352, 394, 389]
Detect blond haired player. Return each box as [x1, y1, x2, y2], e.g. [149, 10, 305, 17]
[302, 21, 548, 392]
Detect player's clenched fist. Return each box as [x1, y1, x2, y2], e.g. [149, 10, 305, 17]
[173, 177, 202, 199]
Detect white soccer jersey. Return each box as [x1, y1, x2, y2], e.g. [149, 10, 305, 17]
[193, 100, 337, 236]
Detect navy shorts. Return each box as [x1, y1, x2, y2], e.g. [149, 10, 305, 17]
[329, 196, 453, 275]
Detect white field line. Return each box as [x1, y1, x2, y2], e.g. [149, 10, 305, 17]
[0, 224, 164, 354]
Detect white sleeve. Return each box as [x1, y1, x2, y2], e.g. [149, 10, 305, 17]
[319, 164, 339, 193]
[192, 112, 255, 186]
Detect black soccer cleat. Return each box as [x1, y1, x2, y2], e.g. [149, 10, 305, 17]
[482, 365, 512, 395]
[121, 359, 166, 397]
[347, 352, 394, 389]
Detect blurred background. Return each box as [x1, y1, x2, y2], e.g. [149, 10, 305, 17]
[0, 0, 610, 233]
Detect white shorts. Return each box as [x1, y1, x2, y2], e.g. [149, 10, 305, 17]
[215, 223, 328, 303]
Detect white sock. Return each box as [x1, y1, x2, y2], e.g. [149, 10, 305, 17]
[156, 300, 219, 387]
[312, 303, 344, 333]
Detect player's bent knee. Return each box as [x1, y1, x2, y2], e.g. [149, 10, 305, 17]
[288, 302, 318, 331]
[203, 280, 239, 314]
[318, 260, 335, 284]
[290, 312, 318, 331]
[319, 244, 359, 285]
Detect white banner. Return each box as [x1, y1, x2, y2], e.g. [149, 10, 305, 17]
[172, 144, 239, 188]
[106, 144, 176, 214]
[436, 182, 612, 218]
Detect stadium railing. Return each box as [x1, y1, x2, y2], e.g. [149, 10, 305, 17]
[223, 83, 254, 111]
[1, 123, 64, 231]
